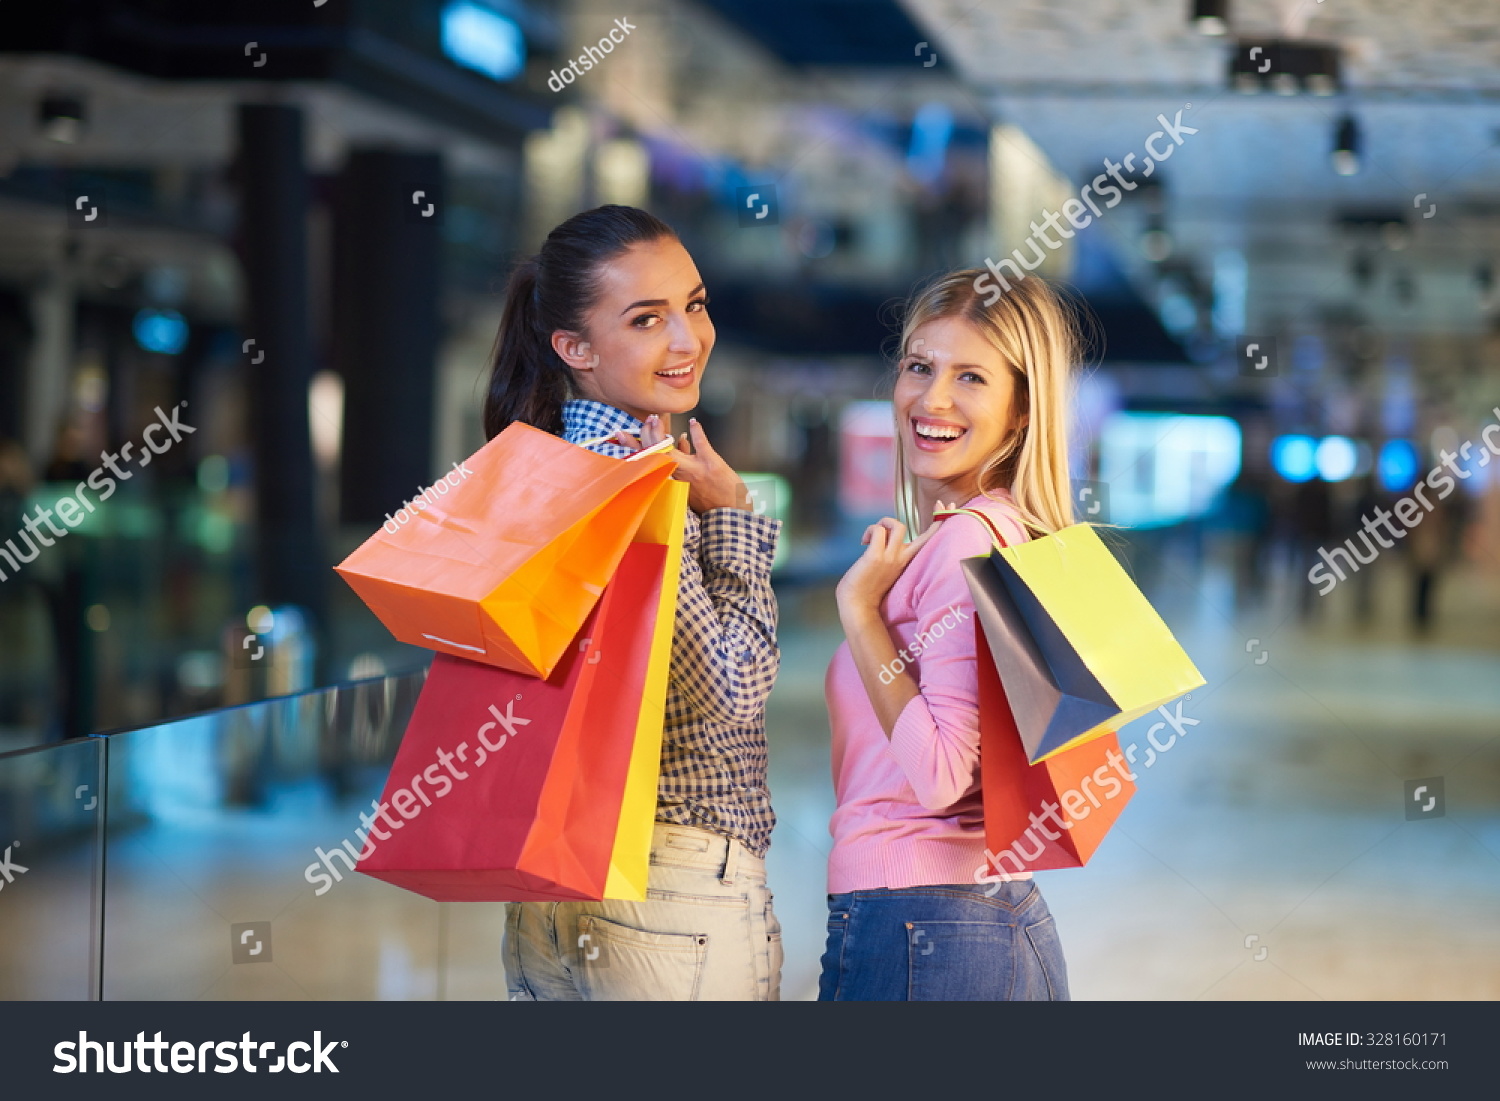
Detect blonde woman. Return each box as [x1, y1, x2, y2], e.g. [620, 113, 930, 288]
[820, 272, 1081, 1001]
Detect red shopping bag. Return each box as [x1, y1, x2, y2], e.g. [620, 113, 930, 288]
[356, 541, 667, 901]
[976, 619, 1135, 876]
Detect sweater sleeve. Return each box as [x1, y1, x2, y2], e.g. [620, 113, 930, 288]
[885, 507, 1027, 810]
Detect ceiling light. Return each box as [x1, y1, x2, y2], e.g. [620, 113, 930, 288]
[1141, 228, 1173, 262]
[1192, 0, 1229, 36]
[1229, 40, 1342, 95]
[38, 93, 85, 144]
[1332, 115, 1360, 176]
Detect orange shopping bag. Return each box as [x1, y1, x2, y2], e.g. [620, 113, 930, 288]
[336, 422, 675, 678]
[975, 618, 1135, 876]
[357, 481, 688, 901]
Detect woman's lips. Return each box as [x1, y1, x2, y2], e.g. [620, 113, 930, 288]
[655, 363, 696, 389]
[911, 418, 967, 452]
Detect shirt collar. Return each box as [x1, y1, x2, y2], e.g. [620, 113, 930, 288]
[560, 399, 642, 445]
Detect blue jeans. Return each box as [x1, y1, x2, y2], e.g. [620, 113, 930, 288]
[817, 882, 1070, 1001]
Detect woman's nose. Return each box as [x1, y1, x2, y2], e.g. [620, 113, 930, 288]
[919, 374, 954, 410]
[666, 315, 697, 353]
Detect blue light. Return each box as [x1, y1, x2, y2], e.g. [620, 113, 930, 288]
[132, 309, 189, 355]
[906, 102, 953, 185]
[1377, 439, 1420, 492]
[441, 2, 525, 81]
[1096, 413, 1242, 528]
[1271, 434, 1317, 483]
[1315, 435, 1359, 482]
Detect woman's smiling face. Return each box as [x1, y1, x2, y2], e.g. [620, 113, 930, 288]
[893, 315, 1027, 501]
[556, 236, 715, 422]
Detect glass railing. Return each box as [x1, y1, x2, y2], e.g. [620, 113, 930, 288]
[0, 666, 512, 1001]
[0, 736, 104, 999]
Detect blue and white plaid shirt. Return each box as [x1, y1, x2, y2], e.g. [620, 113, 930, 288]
[561, 400, 781, 856]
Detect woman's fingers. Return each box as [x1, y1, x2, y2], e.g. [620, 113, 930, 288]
[900, 525, 937, 564]
[638, 414, 671, 449]
[687, 418, 717, 458]
[610, 429, 644, 452]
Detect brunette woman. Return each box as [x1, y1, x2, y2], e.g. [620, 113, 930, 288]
[488, 205, 782, 1001]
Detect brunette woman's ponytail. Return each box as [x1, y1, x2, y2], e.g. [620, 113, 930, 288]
[483, 204, 676, 440]
[484, 258, 568, 437]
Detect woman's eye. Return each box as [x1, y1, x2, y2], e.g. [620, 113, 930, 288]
[961, 371, 986, 384]
[631, 313, 660, 328]
[688, 297, 710, 312]
[905, 359, 932, 374]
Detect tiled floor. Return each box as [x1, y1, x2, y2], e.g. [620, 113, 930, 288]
[5, 539, 1496, 1001]
[764, 543, 1500, 1000]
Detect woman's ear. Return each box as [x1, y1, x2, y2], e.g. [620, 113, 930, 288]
[551, 331, 601, 373]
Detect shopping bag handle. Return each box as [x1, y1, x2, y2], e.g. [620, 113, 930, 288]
[575, 434, 677, 461]
[933, 506, 1010, 548]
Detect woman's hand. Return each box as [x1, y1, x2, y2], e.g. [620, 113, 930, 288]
[614, 416, 749, 514]
[835, 517, 936, 626]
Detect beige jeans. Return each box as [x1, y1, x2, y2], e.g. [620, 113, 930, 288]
[503, 823, 782, 1001]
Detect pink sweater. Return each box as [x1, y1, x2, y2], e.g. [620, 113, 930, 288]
[825, 492, 1031, 893]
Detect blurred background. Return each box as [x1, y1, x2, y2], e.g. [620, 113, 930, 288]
[0, 0, 1496, 1001]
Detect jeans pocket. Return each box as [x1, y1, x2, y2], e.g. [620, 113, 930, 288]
[1022, 915, 1071, 1001]
[501, 904, 532, 1001]
[817, 919, 847, 1001]
[905, 921, 1020, 1001]
[661, 829, 711, 852]
[574, 914, 710, 1002]
[763, 889, 783, 1001]
[645, 859, 748, 907]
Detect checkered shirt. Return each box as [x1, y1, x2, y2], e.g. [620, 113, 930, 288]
[560, 400, 781, 856]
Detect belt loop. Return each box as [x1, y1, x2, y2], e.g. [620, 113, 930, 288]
[720, 836, 739, 885]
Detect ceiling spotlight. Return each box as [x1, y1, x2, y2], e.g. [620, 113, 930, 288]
[1141, 230, 1173, 262]
[1141, 213, 1173, 261]
[38, 93, 86, 144]
[1229, 40, 1342, 95]
[1192, 0, 1229, 36]
[1332, 115, 1360, 176]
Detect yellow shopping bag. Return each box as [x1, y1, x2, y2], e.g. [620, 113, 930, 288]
[355, 479, 687, 902]
[602, 480, 687, 898]
[947, 509, 1205, 764]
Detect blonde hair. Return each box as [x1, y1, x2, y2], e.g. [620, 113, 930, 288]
[893, 270, 1083, 536]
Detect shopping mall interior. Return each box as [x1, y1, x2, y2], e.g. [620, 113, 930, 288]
[0, 0, 1497, 1001]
